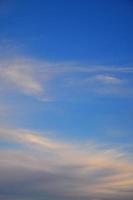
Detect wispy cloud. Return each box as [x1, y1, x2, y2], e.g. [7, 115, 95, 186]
[0, 54, 133, 100]
[0, 58, 43, 96]
[88, 75, 123, 84]
[0, 127, 133, 200]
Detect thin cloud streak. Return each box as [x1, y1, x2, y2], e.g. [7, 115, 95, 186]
[87, 75, 124, 84]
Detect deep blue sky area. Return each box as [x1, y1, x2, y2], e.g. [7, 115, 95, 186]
[0, 0, 133, 65]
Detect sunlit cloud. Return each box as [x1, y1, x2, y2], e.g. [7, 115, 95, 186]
[0, 127, 133, 200]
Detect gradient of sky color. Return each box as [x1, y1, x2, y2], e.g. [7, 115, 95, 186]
[0, 0, 133, 200]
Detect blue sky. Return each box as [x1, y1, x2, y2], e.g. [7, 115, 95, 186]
[0, 0, 133, 200]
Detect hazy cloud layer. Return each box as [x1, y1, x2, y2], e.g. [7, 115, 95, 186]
[0, 128, 133, 200]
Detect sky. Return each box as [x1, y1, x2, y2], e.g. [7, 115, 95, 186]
[0, 0, 133, 199]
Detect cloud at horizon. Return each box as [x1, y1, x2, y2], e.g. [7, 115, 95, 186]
[0, 127, 133, 200]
